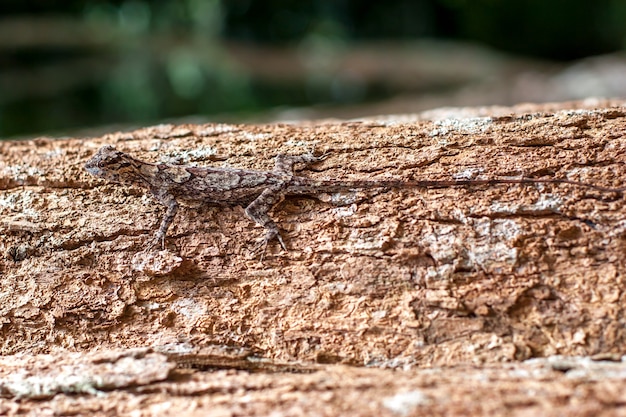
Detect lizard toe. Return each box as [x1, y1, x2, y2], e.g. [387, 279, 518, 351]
[252, 229, 288, 260]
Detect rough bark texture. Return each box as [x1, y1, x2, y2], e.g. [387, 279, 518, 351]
[1, 99, 626, 415]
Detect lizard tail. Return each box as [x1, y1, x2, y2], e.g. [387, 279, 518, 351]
[292, 177, 626, 194]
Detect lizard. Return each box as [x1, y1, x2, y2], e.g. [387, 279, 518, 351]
[84, 145, 625, 253]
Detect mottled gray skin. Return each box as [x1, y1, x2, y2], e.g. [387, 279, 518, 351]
[85, 146, 324, 250]
[85, 145, 624, 253]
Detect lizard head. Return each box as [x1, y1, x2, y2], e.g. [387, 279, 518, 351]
[85, 145, 144, 184]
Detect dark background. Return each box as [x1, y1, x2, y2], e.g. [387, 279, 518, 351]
[1, 0, 625, 138]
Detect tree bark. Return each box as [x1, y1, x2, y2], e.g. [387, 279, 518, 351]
[1, 100, 625, 415]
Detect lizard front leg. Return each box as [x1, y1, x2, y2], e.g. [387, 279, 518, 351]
[152, 191, 179, 249]
[244, 187, 287, 254]
[246, 151, 324, 254]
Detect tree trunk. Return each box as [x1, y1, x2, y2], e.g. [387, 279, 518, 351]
[1, 100, 625, 415]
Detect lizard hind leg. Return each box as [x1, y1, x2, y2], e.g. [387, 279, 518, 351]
[150, 192, 179, 250]
[244, 187, 287, 256]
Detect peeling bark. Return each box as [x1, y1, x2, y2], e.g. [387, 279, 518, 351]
[1, 100, 625, 415]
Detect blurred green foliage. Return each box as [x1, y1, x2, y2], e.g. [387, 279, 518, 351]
[0, 0, 625, 138]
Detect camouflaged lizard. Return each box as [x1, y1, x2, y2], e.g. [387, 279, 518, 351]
[84, 145, 624, 253]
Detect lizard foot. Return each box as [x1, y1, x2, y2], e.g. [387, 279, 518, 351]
[252, 229, 287, 260]
[147, 232, 167, 251]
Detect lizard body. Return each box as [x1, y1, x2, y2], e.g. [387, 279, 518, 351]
[85, 145, 624, 251]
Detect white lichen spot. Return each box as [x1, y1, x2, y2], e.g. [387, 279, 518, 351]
[487, 334, 504, 349]
[145, 124, 191, 138]
[534, 194, 562, 211]
[195, 124, 239, 136]
[474, 219, 521, 240]
[371, 310, 388, 319]
[131, 250, 183, 276]
[321, 192, 363, 205]
[489, 201, 520, 214]
[0, 164, 44, 182]
[331, 205, 357, 217]
[0, 190, 40, 218]
[490, 194, 563, 213]
[241, 131, 273, 141]
[149, 124, 175, 136]
[323, 281, 350, 294]
[418, 218, 522, 272]
[0, 371, 100, 399]
[284, 139, 315, 148]
[471, 241, 518, 267]
[383, 390, 431, 415]
[0, 193, 19, 209]
[170, 298, 208, 321]
[43, 148, 65, 159]
[572, 329, 587, 345]
[348, 232, 385, 250]
[466, 219, 521, 268]
[606, 220, 626, 238]
[425, 264, 456, 281]
[429, 117, 492, 136]
[554, 108, 595, 117]
[453, 167, 483, 180]
[526, 355, 626, 380]
[567, 166, 592, 177]
[418, 224, 460, 263]
[154, 342, 196, 356]
[349, 114, 422, 125]
[372, 356, 419, 371]
[0, 350, 173, 399]
[161, 147, 217, 164]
